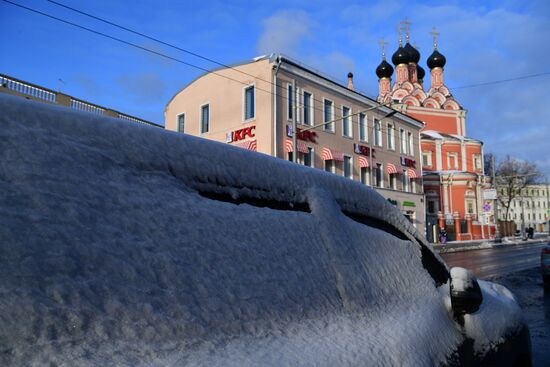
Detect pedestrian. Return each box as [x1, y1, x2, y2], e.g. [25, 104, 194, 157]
[528, 226, 534, 239]
[439, 228, 447, 244]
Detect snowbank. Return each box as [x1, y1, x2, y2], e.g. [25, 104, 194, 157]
[0, 94, 463, 366]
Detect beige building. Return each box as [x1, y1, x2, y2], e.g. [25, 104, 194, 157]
[165, 54, 426, 232]
[498, 184, 550, 233]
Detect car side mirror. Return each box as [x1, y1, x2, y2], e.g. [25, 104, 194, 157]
[450, 267, 483, 315]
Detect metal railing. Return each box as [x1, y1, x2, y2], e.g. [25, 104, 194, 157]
[1, 73, 162, 128]
[0, 74, 57, 103]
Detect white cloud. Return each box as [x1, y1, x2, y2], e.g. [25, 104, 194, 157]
[257, 10, 313, 56]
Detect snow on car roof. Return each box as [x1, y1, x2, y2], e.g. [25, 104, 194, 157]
[0, 94, 459, 366]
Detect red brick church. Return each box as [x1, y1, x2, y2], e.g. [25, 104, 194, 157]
[375, 22, 495, 242]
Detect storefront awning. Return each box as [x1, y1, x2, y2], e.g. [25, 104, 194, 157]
[407, 168, 419, 178]
[285, 139, 309, 154]
[232, 140, 257, 151]
[321, 147, 344, 161]
[387, 163, 398, 174]
[358, 156, 369, 168]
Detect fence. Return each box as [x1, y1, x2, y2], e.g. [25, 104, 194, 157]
[0, 73, 162, 128]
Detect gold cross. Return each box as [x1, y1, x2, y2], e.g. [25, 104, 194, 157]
[378, 37, 388, 59]
[396, 24, 404, 46]
[429, 27, 440, 49]
[400, 17, 411, 42]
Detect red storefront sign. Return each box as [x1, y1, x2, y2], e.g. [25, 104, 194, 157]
[286, 125, 318, 143]
[227, 126, 255, 142]
[400, 156, 416, 168]
[354, 143, 375, 158]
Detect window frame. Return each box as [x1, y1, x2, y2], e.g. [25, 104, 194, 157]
[400, 128, 407, 154]
[374, 118, 382, 147]
[200, 103, 210, 134]
[343, 155, 353, 179]
[387, 122, 395, 150]
[323, 98, 335, 132]
[359, 112, 368, 142]
[243, 84, 255, 122]
[342, 105, 353, 138]
[177, 113, 185, 133]
[302, 90, 314, 126]
[287, 83, 294, 121]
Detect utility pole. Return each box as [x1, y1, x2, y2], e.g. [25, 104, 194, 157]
[546, 177, 550, 235]
[492, 155, 501, 242]
[292, 79, 297, 163]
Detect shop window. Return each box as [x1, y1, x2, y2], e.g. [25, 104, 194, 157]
[343, 156, 352, 179]
[302, 147, 314, 167]
[360, 167, 370, 185]
[374, 163, 383, 187]
[402, 170, 410, 192]
[324, 159, 335, 173]
[390, 173, 397, 190]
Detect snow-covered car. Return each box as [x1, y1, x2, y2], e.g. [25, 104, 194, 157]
[0, 94, 531, 366]
[542, 242, 550, 286]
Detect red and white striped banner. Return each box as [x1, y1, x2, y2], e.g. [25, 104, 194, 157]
[321, 147, 344, 161]
[232, 140, 257, 151]
[358, 156, 369, 168]
[387, 163, 398, 174]
[407, 168, 419, 178]
[285, 139, 309, 154]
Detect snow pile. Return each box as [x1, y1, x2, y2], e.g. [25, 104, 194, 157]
[0, 93, 516, 366]
[450, 267, 474, 292]
[463, 281, 524, 357]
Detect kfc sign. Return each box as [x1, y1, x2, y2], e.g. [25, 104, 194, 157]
[400, 156, 416, 168]
[227, 126, 255, 143]
[286, 125, 318, 143]
[354, 143, 375, 158]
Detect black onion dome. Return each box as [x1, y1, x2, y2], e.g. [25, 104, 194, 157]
[404, 42, 420, 64]
[348, 72, 353, 78]
[417, 65, 425, 80]
[392, 46, 410, 65]
[427, 49, 446, 69]
[376, 60, 394, 79]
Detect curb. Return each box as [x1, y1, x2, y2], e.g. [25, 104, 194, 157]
[433, 238, 548, 254]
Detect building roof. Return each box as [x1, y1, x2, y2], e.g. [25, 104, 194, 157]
[421, 130, 482, 144]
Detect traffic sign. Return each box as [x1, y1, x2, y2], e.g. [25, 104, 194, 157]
[483, 203, 491, 212]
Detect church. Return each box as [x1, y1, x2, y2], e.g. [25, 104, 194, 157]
[375, 22, 495, 242]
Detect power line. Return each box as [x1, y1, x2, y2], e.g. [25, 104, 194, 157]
[451, 72, 550, 90]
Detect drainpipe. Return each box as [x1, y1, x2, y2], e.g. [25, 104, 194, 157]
[272, 55, 282, 157]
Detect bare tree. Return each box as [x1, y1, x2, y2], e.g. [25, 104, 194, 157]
[495, 155, 540, 221]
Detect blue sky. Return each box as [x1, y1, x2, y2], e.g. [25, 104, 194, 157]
[1, 0, 549, 175]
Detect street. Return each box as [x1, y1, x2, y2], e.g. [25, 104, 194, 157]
[441, 242, 547, 279]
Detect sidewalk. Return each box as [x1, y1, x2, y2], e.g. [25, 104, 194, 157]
[431, 234, 549, 253]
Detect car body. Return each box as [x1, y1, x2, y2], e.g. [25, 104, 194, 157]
[542, 242, 550, 285]
[0, 94, 532, 366]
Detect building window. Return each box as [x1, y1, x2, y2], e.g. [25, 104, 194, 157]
[447, 152, 458, 170]
[359, 113, 367, 142]
[323, 99, 334, 131]
[374, 119, 382, 147]
[244, 85, 255, 120]
[473, 154, 482, 170]
[427, 200, 437, 214]
[200, 104, 209, 133]
[343, 155, 352, 178]
[389, 173, 397, 189]
[422, 151, 432, 167]
[374, 163, 383, 187]
[324, 159, 335, 173]
[466, 200, 475, 214]
[387, 123, 395, 150]
[402, 170, 410, 192]
[303, 91, 313, 126]
[407, 131, 414, 156]
[302, 147, 314, 167]
[177, 114, 185, 133]
[360, 167, 370, 185]
[400, 128, 407, 154]
[342, 106, 352, 137]
[287, 84, 293, 120]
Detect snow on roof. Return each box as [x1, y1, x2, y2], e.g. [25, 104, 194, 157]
[0, 93, 515, 365]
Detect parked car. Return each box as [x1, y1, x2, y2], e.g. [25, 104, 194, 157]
[542, 242, 550, 286]
[0, 94, 532, 366]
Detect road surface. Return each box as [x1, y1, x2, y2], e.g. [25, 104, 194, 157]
[440, 242, 546, 279]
